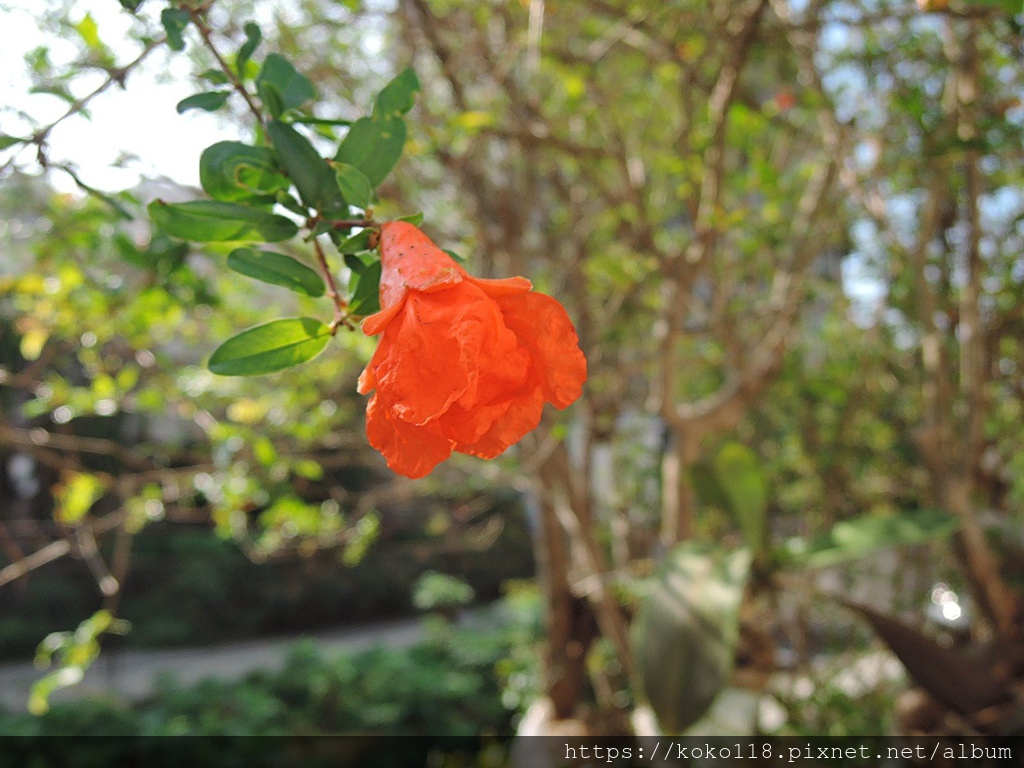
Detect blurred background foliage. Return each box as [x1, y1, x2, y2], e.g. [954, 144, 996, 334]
[1, 0, 1024, 745]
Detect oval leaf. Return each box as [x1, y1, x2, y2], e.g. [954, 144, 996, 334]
[632, 543, 751, 734]
[209, 318, 331, 376]
[227, 248, 324, 297]
[335, 115, 407, 188]
[148, 200, 298, 243]
[176, 91, 230, 114]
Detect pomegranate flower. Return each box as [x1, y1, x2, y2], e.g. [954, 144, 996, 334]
[358, 222, 587, 478]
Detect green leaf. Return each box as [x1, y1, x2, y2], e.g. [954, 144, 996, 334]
[712, 442, 768, 553]
[443, 248, 466, 264]
[118, 0, 146, 11]
[347, 260, 381, 315]
[335, 115, 407, 188]
[632, 543, 751, 734]
[236, 22, 262, 77]
[397, 211, 424, 226]
[56, 473, 104, 524]
[160, 8, 190, 52]
[337, 229, 372, 254]
[209, 317, 331, 376]
[199, 68, 230, 85]
[227, 247, 324, 297]
[333, 163, 374, 210]
[267, 120, 345, 214]
[781, 508, 960, 570]
[176, 90, 230, 114]
[373, 67, 420, 118]
[148, 200, 298, 243]
[255, 53, 315, 117]
[0, 135, 26, 151]
[73, 13, 103, 51]
[200, 141, 290, 202]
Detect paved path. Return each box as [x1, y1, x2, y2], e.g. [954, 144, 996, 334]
[0, 617, 426, 712]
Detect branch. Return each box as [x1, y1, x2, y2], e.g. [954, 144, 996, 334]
[186, 8, 267, 138]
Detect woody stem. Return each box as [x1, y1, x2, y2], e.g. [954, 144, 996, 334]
[312, 237, 347, 333]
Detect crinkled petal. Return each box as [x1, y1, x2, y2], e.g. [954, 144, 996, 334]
[465, 275, 533, 296]
[365, 394, 452, 479]
[361, 298, 405, 337]
[370, 283, 515, 425]
[496, 292, 587, 408]
[455, 387, 545, 459]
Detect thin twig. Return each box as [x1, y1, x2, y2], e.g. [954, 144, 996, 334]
[186, 8, 267, 137]
[312, 237, 349, 333]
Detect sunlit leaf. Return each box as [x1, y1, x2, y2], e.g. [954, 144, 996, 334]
[209, 317, 331, 376]
[55, 472, 105, 524]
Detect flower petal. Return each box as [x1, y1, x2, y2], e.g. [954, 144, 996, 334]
[496, 292, 587, 408]
[379, 221, 465, 309]
[454, 386, 545, 459]
[365, 394, 452, 479]
[465, 274, 533, 296]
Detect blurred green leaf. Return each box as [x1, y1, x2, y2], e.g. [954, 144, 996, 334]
[199, 68, 229, 85]
[55, 473, 104, 524]
[160, 8, 190, 52]
[0, 135, 26, 151]
[255, 53, 315, 117]
[200, 141, 290, 202]
[72, 13, 103, 51]
[397, 211, 424, 226]
[209, 318, 331, 376]
[148, 200, 298, 243]
[30, 610, 130, 715]
[781, 509, 960, 569]
[713, 442, 768, 552]
[226, 247, 324, 297]
[632, 542, 751, 734]
[176, 91, 230, 114]
[333, 163, 373, 210]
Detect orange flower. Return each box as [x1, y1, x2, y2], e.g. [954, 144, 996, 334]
[358, 222, 587, 478]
